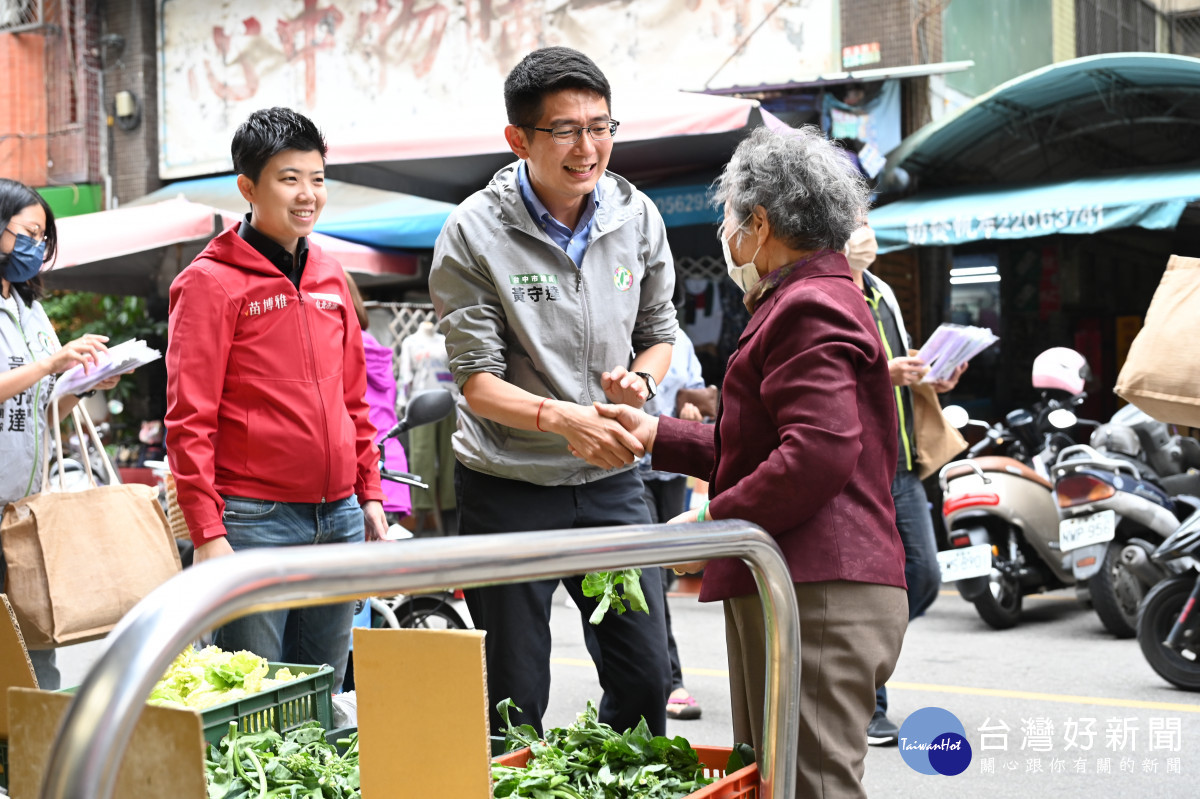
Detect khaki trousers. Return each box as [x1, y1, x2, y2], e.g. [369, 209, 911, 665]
[725, 581, 908, 799]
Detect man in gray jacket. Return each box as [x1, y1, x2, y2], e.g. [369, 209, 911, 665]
[429, 46, 675, 737]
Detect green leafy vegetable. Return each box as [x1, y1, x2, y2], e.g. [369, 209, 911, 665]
[206, 720, 360, 799]
[149, 645, 297, 710]
[580, 569, 649, 625]
[725, 743, 756, 773]
[492, 699, 713, 798]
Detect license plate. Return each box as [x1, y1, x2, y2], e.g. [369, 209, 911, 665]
[1059, 510, 1116, 552]
[937, 544, 993, 582]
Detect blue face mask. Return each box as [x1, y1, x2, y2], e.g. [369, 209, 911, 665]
[2, 230, 46, 284]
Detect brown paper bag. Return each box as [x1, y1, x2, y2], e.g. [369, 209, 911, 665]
[0, 403, 181, 649]
[911, 381, 968, 481]
[1115, 255, 1200, 427]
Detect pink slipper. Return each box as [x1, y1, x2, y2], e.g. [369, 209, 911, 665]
[666, 692, 702, 720]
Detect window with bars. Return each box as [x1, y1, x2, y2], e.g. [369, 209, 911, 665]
[0, 0, 43, 33]
[1076, 0, 1159, 56]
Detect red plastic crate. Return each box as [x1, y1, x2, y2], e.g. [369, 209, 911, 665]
[493, 744, 758, 798]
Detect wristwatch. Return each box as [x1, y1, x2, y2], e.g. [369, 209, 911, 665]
[634, 371, 658, 401]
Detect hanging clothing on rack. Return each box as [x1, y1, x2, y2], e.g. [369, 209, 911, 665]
[398, 322, 458, 519]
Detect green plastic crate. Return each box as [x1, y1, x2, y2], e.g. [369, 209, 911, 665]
[60, 661, 335, 750]
[197, 663, 335, 748]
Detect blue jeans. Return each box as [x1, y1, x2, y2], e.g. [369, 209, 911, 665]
[214, 495, 364, 690]
[876, 468, 941, 715]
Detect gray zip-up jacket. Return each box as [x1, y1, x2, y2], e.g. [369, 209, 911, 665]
[0, 293, 61, 505]
[429, 163, 677, 485]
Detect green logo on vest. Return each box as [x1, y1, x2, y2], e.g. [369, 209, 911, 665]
[613, 266, 633, 292]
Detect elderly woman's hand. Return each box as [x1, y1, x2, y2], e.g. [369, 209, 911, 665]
[550, 401, 644, 469]
[666, 506, 708, 574]
[593, 402, 658, 453]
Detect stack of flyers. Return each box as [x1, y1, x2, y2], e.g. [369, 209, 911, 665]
[50, 338, 162, 399]
[915, 324, 998, 383]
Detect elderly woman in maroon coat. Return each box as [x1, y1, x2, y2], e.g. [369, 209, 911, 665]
[598, 126, 908, 798]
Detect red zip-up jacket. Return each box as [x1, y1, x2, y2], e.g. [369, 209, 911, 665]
[165, 226, 384, 548]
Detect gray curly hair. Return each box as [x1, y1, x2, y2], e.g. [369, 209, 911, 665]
[713, 126, 869, 252]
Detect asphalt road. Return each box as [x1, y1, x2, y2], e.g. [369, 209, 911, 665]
[544, 581, 1200, 798]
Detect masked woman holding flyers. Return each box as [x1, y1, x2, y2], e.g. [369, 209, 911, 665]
[0, 178, 125, 688]
[595, 128, 908, 798]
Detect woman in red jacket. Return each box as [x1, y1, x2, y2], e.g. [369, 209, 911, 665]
[166, 108, 386, 690]
[597, 126, 907, 798]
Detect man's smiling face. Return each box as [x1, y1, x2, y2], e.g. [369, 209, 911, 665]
[511, 88, 613, 218]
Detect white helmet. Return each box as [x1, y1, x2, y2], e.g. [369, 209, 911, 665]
[1032, 347, 1090, 395]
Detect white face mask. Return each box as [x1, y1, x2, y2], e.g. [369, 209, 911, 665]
[721, 225, 762, 294]
[844, 225, 878, 273]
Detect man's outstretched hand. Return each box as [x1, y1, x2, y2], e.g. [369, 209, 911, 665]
[543, 400, 645, 469]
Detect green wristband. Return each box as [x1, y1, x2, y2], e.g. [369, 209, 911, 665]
[697, 500, 709, 522]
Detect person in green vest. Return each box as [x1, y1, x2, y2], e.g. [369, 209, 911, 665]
[847, 223, 965, 746]
[1, 178, 124, 689]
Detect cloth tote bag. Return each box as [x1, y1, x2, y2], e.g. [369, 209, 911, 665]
[0, 401, 181, 649]
[911, 380, 969, 481]
[1115, 255, 1200, 427]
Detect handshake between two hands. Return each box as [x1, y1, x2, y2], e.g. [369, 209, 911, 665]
[563, 365, 707, 574]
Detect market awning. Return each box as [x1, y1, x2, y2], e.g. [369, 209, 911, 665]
[325, 91, 787, 203]
[869, 167, 1200, 254]
[129, 176, 455, 250]
[881, 53, 1200, 192]
[703, 59, 975, 95]
[45, 198, 419, 296]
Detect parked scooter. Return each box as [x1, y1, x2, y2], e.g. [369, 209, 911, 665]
[342, 390, 467, 692]
[1136, 506, 1200, 690]
[1052, 405, 1200, 638]
[367, 388, 468, 631]
[936, 348, 1092, 630]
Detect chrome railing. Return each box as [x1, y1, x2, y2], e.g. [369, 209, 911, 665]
[42, 521, 801, 799]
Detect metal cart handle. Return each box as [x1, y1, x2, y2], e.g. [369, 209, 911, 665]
[42, 521, 801, 799]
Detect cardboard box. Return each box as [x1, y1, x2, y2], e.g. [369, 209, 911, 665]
[2, 602, 492, 798]
[354, 628, 492, 798]
[8, 689, 207, 798]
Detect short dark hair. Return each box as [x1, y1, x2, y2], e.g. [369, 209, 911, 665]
[0, 177, 57, 304]
[231, 107, 328, 183]
[504, 47, 612, 128]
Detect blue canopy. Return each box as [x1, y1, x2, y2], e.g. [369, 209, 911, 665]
[870, 168, 1200, 254]
[130, 175, 456, 250]
[880, 53, 1200, 190]
[642, 184, 721, 228]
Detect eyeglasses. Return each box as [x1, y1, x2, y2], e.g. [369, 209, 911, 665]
[527, 120, 620, 145]
[5, 225, 45, 244]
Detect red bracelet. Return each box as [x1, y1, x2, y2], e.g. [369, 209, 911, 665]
[536, 398, 549, 432]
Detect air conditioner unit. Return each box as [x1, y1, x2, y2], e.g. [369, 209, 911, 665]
[0, 0, 39, 32]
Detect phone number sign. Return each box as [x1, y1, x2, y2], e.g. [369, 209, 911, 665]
[870, 169, 1200, 254]
[905, 204, 1108, 247]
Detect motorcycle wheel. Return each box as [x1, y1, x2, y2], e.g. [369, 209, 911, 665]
[1137, 575, 1200, 691]
[375, 595, 468, 630]
[971, 562, 1023, 630]
[1090, 541, 1146, 639]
